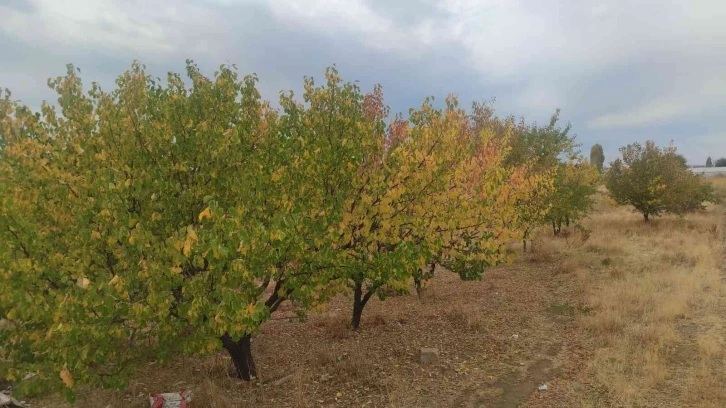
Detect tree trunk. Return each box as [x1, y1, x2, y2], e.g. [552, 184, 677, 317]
[522, 239, 527, 253]
[221, 334, 256, 381]
[413, 269, 424, 298]
[414, 261, 436, 299]
[643, 213, 649, 222]
[352, 281, 364, 329]
[351, 280, 376, 329]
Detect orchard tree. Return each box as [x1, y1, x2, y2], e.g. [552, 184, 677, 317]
[545, 160, 599, 235]
[590, 144, 605, 173]
[338, 96, 551, 327]
[502, 109, 575, 250]
[606, 141, 718, 221]
[336, 95, 476, 329]
[706, 156, 713, 167]
[0, 62, 376, 398]
[411, 101, 553, 295]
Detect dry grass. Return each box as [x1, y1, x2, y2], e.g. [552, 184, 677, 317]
[553, 189, 726, 407]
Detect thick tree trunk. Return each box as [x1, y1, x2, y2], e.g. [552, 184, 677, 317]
[351, 281, 376, 329]
[221, 334, 256, 381]
[552, 220, 559, 236]
[644, 213, 649, 222]
[352, 281, 364, 329]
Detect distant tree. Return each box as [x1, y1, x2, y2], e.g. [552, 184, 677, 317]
[546, 160, 599, 235]
[715, 157, 726, 167]
[589, 144, 605, 173]
[500, 109, 576, 250]
[606, 141, 719, 222]
[706, 157, 713, 167]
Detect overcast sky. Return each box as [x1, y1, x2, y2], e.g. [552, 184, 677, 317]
[1, 0, 724, 164]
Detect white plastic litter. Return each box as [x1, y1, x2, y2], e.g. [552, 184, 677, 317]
[149, 390, 192, 408]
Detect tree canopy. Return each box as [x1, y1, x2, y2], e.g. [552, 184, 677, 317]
[606, 141, 718, 221]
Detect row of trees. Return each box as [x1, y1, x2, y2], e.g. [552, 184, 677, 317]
[0, 62, 602, 399]
[706, 156, 726, 167]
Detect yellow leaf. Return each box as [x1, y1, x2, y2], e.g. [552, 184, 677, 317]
[128, 235, 136, 244]
[245, 303, 256, 316]
[77, 277, 90, 289]
[91, 231, 101, 239]
[198, 207, 212, 222]
[109, 275, 120, 286]
[60, 368, 74, 388]
[183, 228, 198, 256]
[171, 266, 182, 275]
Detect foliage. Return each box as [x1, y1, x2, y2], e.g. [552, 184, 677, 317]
[498, 109, 576, 245]
[715, 157, 726, 167]
[545, 160, 599, 235]
[0, 62, 372, 395]
[706, 156, 713, 167]
[590, 144, 605, 173]
[339, 96, 548, 327]
[606, 141, 719, 221]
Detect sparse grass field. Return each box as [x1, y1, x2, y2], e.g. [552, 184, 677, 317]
[32, 178, 726, 407]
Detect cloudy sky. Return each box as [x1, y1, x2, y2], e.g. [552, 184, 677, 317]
[1, 0, 724, 164]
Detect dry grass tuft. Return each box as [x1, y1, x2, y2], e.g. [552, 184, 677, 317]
[317, 316, 353, 340]
[444, 306, 486, 333]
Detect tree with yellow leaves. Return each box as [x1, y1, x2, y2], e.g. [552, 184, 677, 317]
[338, 94, 554, 326]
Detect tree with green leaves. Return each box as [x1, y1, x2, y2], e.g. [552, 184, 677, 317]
[0, 62, 381, 398]
[715, 157, 726, 167]
[546, 160, 599, 235]
[606, 141, 718, 222]
[706, 156, 713, 167]
[502, 109, 576, 249]
[590, 144, 605, 173]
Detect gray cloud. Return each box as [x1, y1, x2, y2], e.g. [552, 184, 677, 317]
[1, 0, 725, 164]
